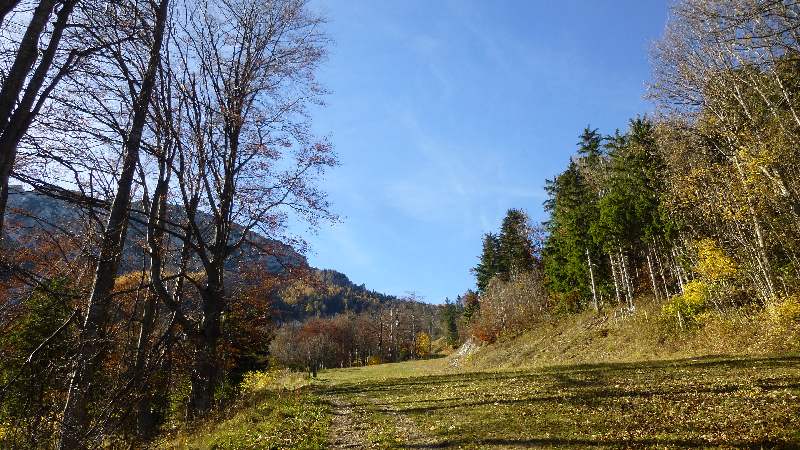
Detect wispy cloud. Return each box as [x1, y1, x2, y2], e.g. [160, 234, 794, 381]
[380, 108, 545, 234]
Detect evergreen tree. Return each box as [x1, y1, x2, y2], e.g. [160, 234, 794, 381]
[577, 126, 603, 160]
[497, 209, 535, 277]
[441, 298, 460, 347]
[543, 160, 600, 306]
[461, 290, 480, 322]
[473, 233, 501, 292]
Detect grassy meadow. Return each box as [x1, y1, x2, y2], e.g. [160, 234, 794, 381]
[163, 353, 800, 449]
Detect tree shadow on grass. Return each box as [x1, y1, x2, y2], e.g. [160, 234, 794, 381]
[318, 354, 800, 397]
[319, 354, 800, 449]
[402, 436, 795, 449]
[366, 380, 782, 414]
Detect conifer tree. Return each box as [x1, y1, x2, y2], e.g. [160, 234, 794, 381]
[498, 209, 535, 277]
[543, 161, 599, 307]
[474, 233, 501, 292]
[441, 299, 460, 347]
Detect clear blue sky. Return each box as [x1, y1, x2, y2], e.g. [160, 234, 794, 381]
[303, 0, 669, 303]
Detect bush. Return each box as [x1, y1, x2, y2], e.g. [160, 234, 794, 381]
[693, 239, 737, 281]
[470, 270, 550, 343]
[239, 371, 282, 395]
[662, 280, 709, 328]
[766, 294, 800, 329]
[552, 290, 582, 315]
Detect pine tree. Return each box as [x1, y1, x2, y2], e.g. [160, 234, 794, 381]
[461, 290, 480, 322]
[497, 209, 535, 277]
[578, 126, 603, 160]
[543, 161, 600, 307]
[441, 299, 460, 347]
[474, 233, 501, 292]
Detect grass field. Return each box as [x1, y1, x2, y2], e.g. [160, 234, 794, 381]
[315, 355, 800, 449]
[164, 354, 800, 449]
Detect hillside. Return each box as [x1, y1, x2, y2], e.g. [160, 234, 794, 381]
[5, 186, 428, 322]
[5, 185, 302, 273]
[273, 268, 437, 322]
[164, 309, 800, 448]
[452, 298, 800, 373]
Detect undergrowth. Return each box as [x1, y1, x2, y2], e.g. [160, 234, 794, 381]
[158, 370, 329, 449]
[460, 295, 800, 372]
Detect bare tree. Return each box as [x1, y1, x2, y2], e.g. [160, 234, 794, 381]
[0, 0, 84, 240]
[58, 0, 170, 447]
[650, 0, 800, 302]
[146, 0, 335, 418]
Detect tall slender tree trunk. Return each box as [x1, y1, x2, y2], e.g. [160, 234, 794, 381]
[586, 248, 598, 311]
[646, 249, 660, 301]
[619, 247, 634, 309]
[671, 247, 685, 294]
[131, 289, 159, 440]
[610, 253, 622, 305]
[0, 0, 76, 240]
[653, 243, 671, 297]
[732, 154, 775, 298]
[58, 2, 168, 447]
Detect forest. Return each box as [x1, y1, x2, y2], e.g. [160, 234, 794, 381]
[0, 0, 350, 447]
[461, 0, 800, 348]
[2, 0, 800, 448]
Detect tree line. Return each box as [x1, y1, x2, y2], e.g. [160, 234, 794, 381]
[463, 0, 800, 342]
[270, 301, 439, 377]
[0, 0, 335, 447]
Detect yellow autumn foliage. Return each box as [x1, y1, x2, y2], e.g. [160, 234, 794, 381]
[662, 280, 709, 326]
[693, 239, 737, 281]
[766, 295, 800, 330]
[414, 332, 431, 357]
[239, 370, 285, 394]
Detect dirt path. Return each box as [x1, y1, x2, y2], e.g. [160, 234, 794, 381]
[325, 394, 373, 449]
[323, 389, 435, 449]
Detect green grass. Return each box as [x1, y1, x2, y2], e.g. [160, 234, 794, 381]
[160, 355, 800, 449]
[159, 371, 329, 449]
[318, 358, 448, 384]
[316, 355, 800, 449]
[157, 297, 800, 450]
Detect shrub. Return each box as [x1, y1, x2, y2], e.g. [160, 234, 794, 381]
[366, 355, 382, 366]
[693, 239, 737, 281]
[469, 270, 550, 342]
[662, 280, 709, 328]
[766, 294, 800, 329]
[239, 371, 281, 395]
[553, 290, 582, 315]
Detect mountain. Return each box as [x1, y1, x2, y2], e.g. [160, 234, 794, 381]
[5, 184, 302, 273]
[5, 185, 428, 321]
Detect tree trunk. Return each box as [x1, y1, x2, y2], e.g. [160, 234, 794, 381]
[610, 253, 622, 305]
[58, 2, 168, 447]
[653, 243, 671, 297]
[586, 248, 598, 311]
[187, 337, 218, 419]
[187, 287, 222, 419]
[619, 247, 634, 310]
[646, 249, 660, 301]
[0, 0, 75, 240]
[671, 247, 685, 293]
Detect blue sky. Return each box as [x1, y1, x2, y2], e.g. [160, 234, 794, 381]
[303, 0, 668, 303]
